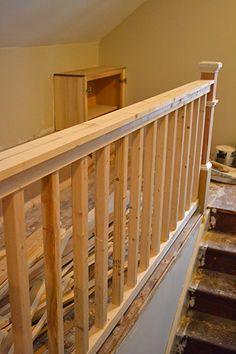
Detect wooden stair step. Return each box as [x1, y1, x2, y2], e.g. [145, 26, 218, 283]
[177, 311, 236, 354]
[201, 231, 236, 275]
[190, 269, 236, 320]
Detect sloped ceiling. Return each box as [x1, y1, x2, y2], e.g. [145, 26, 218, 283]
[0, 0, 146, 47]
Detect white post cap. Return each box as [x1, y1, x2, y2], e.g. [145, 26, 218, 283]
[199, 61, 223, 73]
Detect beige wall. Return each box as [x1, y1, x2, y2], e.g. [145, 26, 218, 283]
[100, 0, 236, 153]
[0, 42, 99, 150]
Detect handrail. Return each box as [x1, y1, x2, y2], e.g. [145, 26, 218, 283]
[0, 80, 212, 200]
[0, 81, 211, 180]
[0, 61, 222, 354]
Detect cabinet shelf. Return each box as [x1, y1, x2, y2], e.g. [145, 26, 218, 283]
[88, 105, 118, 120]
[54, 66, 126, 131]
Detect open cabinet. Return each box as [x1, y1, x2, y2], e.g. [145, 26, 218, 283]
[54, 66, 126, 130]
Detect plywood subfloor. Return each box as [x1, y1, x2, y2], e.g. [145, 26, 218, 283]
[208, 182, 236, 213]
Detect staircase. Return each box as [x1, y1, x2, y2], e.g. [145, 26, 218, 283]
[172, 214, 236, 354]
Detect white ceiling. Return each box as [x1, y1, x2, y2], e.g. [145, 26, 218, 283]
[0, 0, 146, 47]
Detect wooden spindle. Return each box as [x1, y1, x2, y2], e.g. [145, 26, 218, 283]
[151, 116, 168, 255]
[200, 61, 222, 164]
[186, 98, 200, 210]
[192, 95, 207, 201]
[170, 106, 186, 231]
[2, 190, 33, 354]
[161, 111, 178, 242]
[41, 171, 64, 354]
[178, 102, 194, 220]
[112, 136, 128, 306]
[71, 158, 89, 353]
[127, 129, 144, 287]
[140, 122, 157, 271]
[95, 146, 110, 328]
[198, 61, 222, 212]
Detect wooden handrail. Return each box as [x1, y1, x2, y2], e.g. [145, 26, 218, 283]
[0, 81, 211, 182]
[0, 62, 222, 354]
[0, 80, 212, 200]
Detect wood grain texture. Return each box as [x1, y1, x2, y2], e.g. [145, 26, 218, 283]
[178, 102, 194, 220]
[186, 98, 201, 210]
[54, 76, 86, 130]
[161, 112, 178, 242]
[2, 190, 33, 353]
[95, 146, 110, 328]
[71, 158, 89, 353]
[120, 68, 126, 108]
[199, 162, 212, 213]
[192, 95, 207, 201]
[112, 137, 128, 305]
[151, 116, 168, 255]
[0, 80, 212, 187]
[200, 68, 220, 164]
[41, 172, 64, 354]
[170, 106, 186, 231]
[127, 128, 144, 287]
[140, 122, 157, 271]
[55, 66, 124, 80]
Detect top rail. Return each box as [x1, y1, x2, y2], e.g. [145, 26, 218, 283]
[0, 80, 212, 199]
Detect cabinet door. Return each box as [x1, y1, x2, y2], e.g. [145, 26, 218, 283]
[54, 76, 86, 130]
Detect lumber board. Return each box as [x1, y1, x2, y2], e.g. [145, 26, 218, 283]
[186, 98, 200, 209]
[140, 121, 157, 271]
[72, 158, 89, 353]
[170, 106, 186, 230]
[127, 128, 144, 287]
[0, 81, 212, 200]
[161, 111, 178, 242]
[95, 146, 110, 328]
[41, 172, 64, 354]
[151, 116, 168, 255]
[192, 94, 207, 200]
[2, 190, 33, 353]
[178, 102, 194, 220]
[112, 137, 128, 306]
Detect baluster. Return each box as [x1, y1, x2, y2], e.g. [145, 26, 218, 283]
[71, 158, 89, 353]
[95, 146, 110, 328]
[112, 137, 128, 306]
[127, 129, 144, 287]
[151, 116, 168, 255]
[186, 98, 200, 210]
[161, 111, 178, 242]
[178, 102, 194, 220]
[140, 122, 157, 271]
[192, 95, 207, 201]
[198, 61, 222, 212]
[41, 171, 64, 354]
[170, 106, 186, 231]
[2, 190, 33, 353]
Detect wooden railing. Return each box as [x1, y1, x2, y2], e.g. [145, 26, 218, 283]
[0, 61, 222, 353]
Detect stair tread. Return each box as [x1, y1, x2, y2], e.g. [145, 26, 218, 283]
[181, 311, 236, 351]
[191, 269, 236, 300]
[203, 231, 236, 254]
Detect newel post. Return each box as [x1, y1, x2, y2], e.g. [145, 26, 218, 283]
[198, 61, 222, 212]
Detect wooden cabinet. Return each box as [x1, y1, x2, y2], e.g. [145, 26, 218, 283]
[54, 66, 126, 130]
